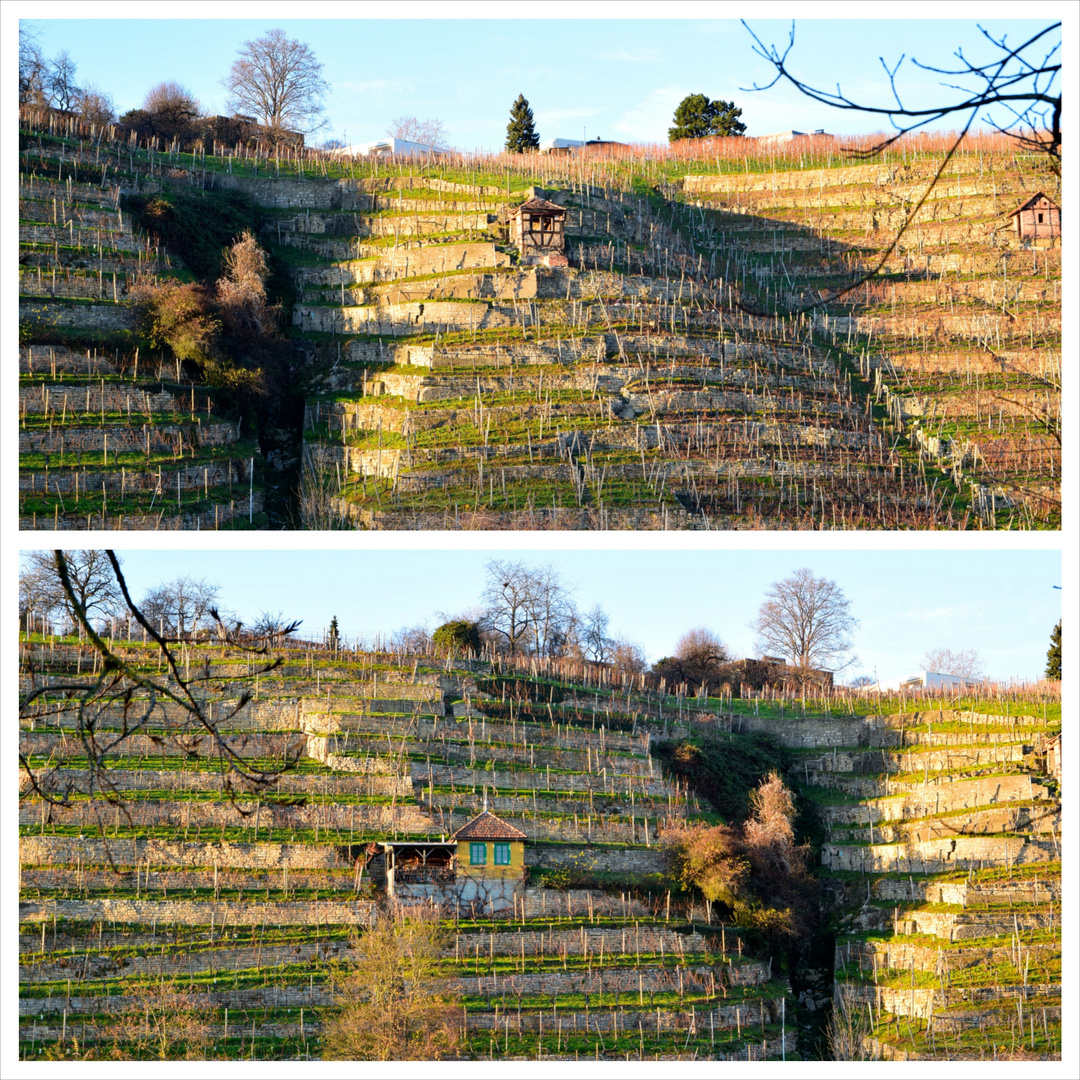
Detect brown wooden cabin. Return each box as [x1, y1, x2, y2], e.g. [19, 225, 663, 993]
[1009, 193, 1060, 241]
[509, 197, 568, 267]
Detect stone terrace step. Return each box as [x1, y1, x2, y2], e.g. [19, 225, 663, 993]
[821, 834, 1058, 875]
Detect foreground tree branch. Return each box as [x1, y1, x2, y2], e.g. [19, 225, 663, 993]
[734, 21, 1060, 317]
[742, 21, 1060, 164]
[19, 551, 302, 824]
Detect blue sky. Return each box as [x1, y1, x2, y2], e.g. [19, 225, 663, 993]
[16, 5, 1063, 150]
[33, 547, 1061, 685]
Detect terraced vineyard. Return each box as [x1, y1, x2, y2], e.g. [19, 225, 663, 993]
[294, 178, 941, 530]
[790, 707, 1062, 1059]
[18, 117, 268, 530]
[18, 637, 796, 1061]
[18, 108, 1059, 530]
[687, 152, 1062, 529]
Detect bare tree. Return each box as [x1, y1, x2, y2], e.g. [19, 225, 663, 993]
[479, 559, 539, 655]
[19, 24, 48, 106]
[480, 559, 578, 657]
[74, 83, 116, 125]
[224, 28, 328, 135]
[609, 635, 647, 677]
[249, 610, 301, 643]
[583, 603, 613, 663]
[142, 80, 201, 134]
[46, 49, 80, 112]
[387, 115, 449, 148]
[22, 550, 121, 633]
[527, 563, 578, 658]
[19, 551, 301, 820]
[752, 567, 857, 683]
[137, 575, 220, 638]
[652, 627, 730, 692]
[321, 901, 461, 1060]
[676, 627, 730, 680]
[920, 647, 985, 681]
[390, 623, 433, 654]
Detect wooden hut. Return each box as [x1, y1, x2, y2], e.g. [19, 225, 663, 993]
[1009, 193, 1060, 241]
[508, 197, 568, 266]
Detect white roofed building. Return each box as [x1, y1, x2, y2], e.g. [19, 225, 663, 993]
[540, 138, 585, 154]
[334, 137, 450, 158]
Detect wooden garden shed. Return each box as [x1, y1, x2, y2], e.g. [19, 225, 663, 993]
[1009, 193, 1060, 241]
[509, 197, 568, 266]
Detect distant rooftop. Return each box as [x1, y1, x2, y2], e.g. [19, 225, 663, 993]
[755, 129, 832, 144]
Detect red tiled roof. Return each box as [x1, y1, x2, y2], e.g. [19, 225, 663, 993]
[450, 810, 527, 841]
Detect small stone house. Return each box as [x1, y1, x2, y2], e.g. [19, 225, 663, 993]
[508, 197, 568, 267]
[1009, 193, 1060, 241]
[375, 809, 526, 913]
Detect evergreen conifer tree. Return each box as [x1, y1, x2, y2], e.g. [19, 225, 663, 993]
[505, 94, 539, 153]
[668, 94, 746, 141]
[328, 615, 340, 652]
[1045, 621, 1061, 680]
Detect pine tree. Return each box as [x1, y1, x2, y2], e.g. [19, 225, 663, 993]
[328, 615, 340, 652]
[668, 94, 746, 141]
[1045, 621, 1061, 680]
[505, 94, 539, 153]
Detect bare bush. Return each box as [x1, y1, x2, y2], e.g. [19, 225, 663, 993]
[826, 985, 871, 1061]
[322, 901, 461, 1060]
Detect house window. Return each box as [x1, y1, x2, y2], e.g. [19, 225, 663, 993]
[494, 843, 512, 865]
[1038, 213, 1044, 223]
[470, 842, 487, 866]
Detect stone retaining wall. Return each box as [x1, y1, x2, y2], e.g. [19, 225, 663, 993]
[19, 897, 375, 927]
[19, 837, 350, 871]
[821, 834, 1057, 876]
[293, 299, 510, 336]
[20, 298, 136, 331]
[527, 843, 669, 876]
[18, 420, 239, 455]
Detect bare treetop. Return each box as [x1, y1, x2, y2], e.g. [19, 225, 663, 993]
[142, 81, 201, 132]
[921, 647, 985, 681]
[387, 116, 449, 149]
[479, 559, 578, 658]
[22, 549, 120, 631]
[224, 28, 328, 134]
[752, 567, 857, 679]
